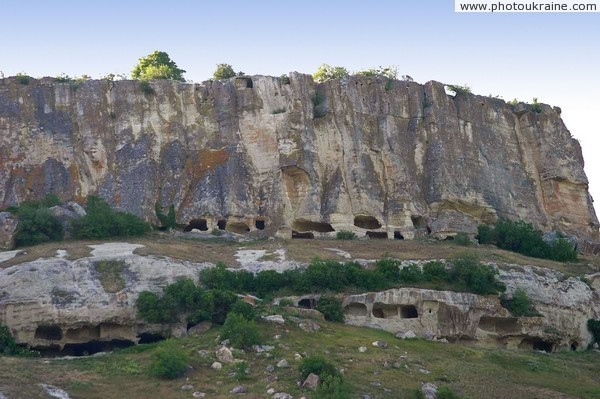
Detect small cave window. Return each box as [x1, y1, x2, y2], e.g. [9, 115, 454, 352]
[367, 231, 388, 239]
[445, 236, 454, 241]
[35, 325, 63, 341]
[245, 78, 253, 88]
[227, 222, 250, 234]
[394, 231, 404, 240]
[298, 298, 316, 309]
[400, 305, 419, 319]
[354, 215, 382, 229]
[570, 341, 578, 351]
[184, 218, 208, 232]
[255, 220, 265, 230]
[137, 333, 166, 344]
[518, 338, 554, 353]
[292, 230, 315, 239]
[217, 219, 227, 230]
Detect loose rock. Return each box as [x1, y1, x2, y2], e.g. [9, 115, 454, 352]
[216, 347, 234, 363]
[230, 385, 248, 394]
[372, 340, 388, 349]
[358, 346, 368, 353]
[262, 315, 285, 324]
[277, 359, 289, 368]
[211, 362, 223, 370]
[421, 382, 438, 399]
[301, 373, 320, 389]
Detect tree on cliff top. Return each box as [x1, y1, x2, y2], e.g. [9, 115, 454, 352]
[212, 63, 237, 79]
[131, 51, 186, 81]
[312, 64, 349, 83]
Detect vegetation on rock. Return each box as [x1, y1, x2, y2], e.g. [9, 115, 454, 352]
[131, 50, 186, 81]
[212, 63, 237, 79]
[312, 64, 349, 83]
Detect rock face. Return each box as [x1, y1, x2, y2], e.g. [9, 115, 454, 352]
[0, 75, 597, 243]
[342, 263, 600, 351]
[0, 212, 18, 250]
[0, 246, 210, 351]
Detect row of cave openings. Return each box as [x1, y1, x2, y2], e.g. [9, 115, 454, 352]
[183, 218, 265, 234]
[31, 324, 165, 357]
[291, 215, 431, 239]
[297, 298, 421, 320]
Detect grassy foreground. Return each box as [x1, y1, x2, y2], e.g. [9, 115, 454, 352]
[0, 317, 598, 399]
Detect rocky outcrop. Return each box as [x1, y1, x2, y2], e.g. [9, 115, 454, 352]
[340, 263, 599, 351]
[0, 75, 597, 243]
[0, 212, 17, 250]
[0, 244, 210, 351]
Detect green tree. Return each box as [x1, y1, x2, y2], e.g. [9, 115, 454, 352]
[131, 51, 186, 81]
[213, 63, 237, 79]
[316, 295, 345, 323]
[313, 64, 349, 83]
[220, 312, 260, 348]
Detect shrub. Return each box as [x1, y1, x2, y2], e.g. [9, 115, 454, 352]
[501, 288, 540, 317]
[221, 312, 260, 349]
[213, 63, 236, 79]
[355, 66, 398, 79]
[71, 196, 150, 239]
[453, 232, 472, 246]
[375, 258, 401, 282]
[136, 291, 179, 324]
[14, 205, 63, 247]
[280, 74, 290, 84]
[15, 73, 31, 85]
[314, 374, 352, 399]
[477, 224, 495, 244]
[0, 325, 39, 357]
[313, 64, 349, 83]
[449, 254, 505, 295]
[422, 261, 448, 282]
[299, 356, 339, 379]
[399, 264, 423, 283]
[149, 346, 189, 379]
[139, 80, 154, 95]
[316, 296, 344, 323]
[155, 202, 176, 230]
[132, 51, 186, 81]
[230, 300, 256, 321]
[235, 361, 249, 381]
[588, 319, 600, 344]
[446, 84, 471, 95]
[531, 98, 542, 113]
[437, 387, 462, 399]
[336, 230, 356, 240]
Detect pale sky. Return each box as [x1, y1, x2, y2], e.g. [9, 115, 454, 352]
[1, 0, 598, 216]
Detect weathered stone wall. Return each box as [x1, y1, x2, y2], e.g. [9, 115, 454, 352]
[0, 74, 597, 241]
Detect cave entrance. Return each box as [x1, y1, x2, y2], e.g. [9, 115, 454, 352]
[255, 220, 265, 230]
[298, 298, 317, 309]
[400, 305, 419, 319]
[62, 339, 134, 356]
[394, 231, 404, 240]
[137, 333, 167, 344]
[227, 222, 250, 234]
[570, 341, 578, 351]
[217, 219, 227, 230]
[367, 231, 388, 239]
[184, 218, 208, 232]
[343, 303, 368, 317]
[518, 338, 555, 353]
[35, 325, 63, 341]
[292, 231, 315, 239]
[372, 303, 400, 319]
[411, 216, 427, 229]
[292, 219, 335, 233]
[354, 215, 382, 230]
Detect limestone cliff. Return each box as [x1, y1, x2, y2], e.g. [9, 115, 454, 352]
[0, 74, 597, 241]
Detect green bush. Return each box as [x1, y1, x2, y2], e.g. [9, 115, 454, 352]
[221, 312, 260, 349]
[14, 205, 63, 247]
[437, 387, 462, 399]
[449, 254, 506, 295]
[314, 374, 352, 399]
[149, 346, 189, 379]
[422, 261, 448, 282]
[235, 361, 249, 381]
[355, 66, 398, 79]
[213, 63, 236, 79]
[139, 80, 154, 95]
[501, 288, 540, 317]
[0, 325, 39, 357]
[155, 202, 176, 230]
[587, 319, 600, 344]
[71, 196, 150, 239]
[280, 74, 290, 84]
[531, 98, 542, 113]
[399, 264, 423, 283]
[477, 219, 577, 262]
[316, 296, 344, 323]
[336, 230, 356, 240]
[453, 232, 472, 246]
[15, 73, 31, 85]
[230, 300, 256, 321]
[132, 51, 186, 81]
[299, 356, 339, 379]
[375, 258, 401, 282]
[136, 291, 179, 324]
[446, 84, 471, 95]
[313, 64, 349, 83]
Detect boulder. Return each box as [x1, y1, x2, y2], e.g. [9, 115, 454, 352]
[272, 394, 293, 399]
[211, 362, 222, 370]
[216, 346, 234, 363]
[0, 212, 18, 250]
[230, 385, 247, 394]
[421, 382, 438, 399]
[372, 340, 388, 348]
[262, 315, 285, 324]
[277, 359, 289, 368]
[301, 373, 320, 389]
[188, 320, 212, 336]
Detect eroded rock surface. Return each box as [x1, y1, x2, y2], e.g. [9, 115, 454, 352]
[0, 75, 597, 244]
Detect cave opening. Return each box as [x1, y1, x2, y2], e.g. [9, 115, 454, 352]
[255, 220, 265, 230]
[298, 298, 316, 309]
[343, 303, 368, 317]
[400, 305, 419, 319]
[217, 219, 227, 230]
[35, 339, 135, 357]
[394, 231, 405, 240]
[367, 231, 388, 239]
[292, 219, 335, 233]
[34, 325, 63, 341]
[227, 222, 250, 234]
[245, 78, 253, 88]
[184, 218, 208, 232]
[518, 337, 554, 353]
[354, 215, 382, 229]
[570, 341, 578, 351]
[137, 333, 167, 344]
[372, 303, 400, 319]
[411, 216, 427, 229]
[292, 230, 315, 239]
